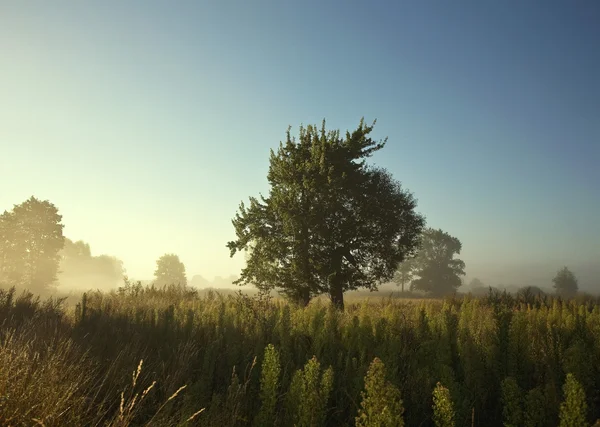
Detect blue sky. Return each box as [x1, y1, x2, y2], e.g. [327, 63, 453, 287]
[1, 1, 599, 287]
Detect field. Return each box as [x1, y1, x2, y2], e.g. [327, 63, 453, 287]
[1, 284, 600, 426]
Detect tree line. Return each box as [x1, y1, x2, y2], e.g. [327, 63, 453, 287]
[0, 119, 582, 301]
[0, 196, 188, 293]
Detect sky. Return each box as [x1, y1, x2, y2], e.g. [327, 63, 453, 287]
[1, 1, 599, 289]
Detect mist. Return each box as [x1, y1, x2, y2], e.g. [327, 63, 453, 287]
[57, 238, 125, 292]
[55, 241, 245, 294]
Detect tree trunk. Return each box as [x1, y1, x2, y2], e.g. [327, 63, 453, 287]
[295, 287, 311, 307]
[329, 281, 344, 311]
[300, 289, 310, 307]
[329, 250, 345, 310]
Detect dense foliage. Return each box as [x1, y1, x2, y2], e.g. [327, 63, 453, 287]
[227, 119, 425, 309]
[1, 284, 600, 426]
[0, 197, 65, 293]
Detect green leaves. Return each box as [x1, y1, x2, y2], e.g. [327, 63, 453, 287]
[501, 377, 524, 427]
[356, 357, 404, 427]
[285, 356, 334, 427]
[432, 382, 455, 427]
[255, 344, 281, 426]
[559, 373, 587, 427]
[227, 119, 425, 309]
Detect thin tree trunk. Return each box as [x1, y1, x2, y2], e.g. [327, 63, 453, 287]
[329, 249, 345, 310]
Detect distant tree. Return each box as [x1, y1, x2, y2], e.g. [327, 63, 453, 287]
[0, 197, 65, 293]
[62, 239, 92, 258]
[410, 228, 465, 296]
[518, 285, 545, 296]
[154, 253, 187, 287]
[227, 119, 425, 310]
[468, 278, 485, 289]
[552, 266, 578, 298]
[515, 286, 546, 305]
[393, 259, 415, 293]
[58, 238, 125, 289]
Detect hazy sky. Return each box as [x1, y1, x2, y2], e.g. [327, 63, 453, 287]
[1, 1, 599, 285]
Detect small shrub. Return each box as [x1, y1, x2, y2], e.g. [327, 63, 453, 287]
[559, 373, 587, 427]
[355, 357, 404, 427]
[433, 382, 455, 427]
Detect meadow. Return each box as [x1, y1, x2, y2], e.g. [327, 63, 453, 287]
[1, 283, 599, 427]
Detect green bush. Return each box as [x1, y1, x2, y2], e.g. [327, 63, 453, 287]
[432, 382, 455, 427]
[356, 357, 404, 427]
[254, 344, 281, 426]
[559, 373, 587, 427]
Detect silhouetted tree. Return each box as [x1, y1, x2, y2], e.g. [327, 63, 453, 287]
[410, 228, 465, 296]
[154, 254, 187, 287]
[0, 197, 65, 293]
[553, 266, 578, 298]
[516, 285, 546, 304]
[58, 238, 125, 289]
[227, 119, 425, 309]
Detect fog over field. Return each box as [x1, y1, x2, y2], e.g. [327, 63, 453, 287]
[51, 245, 600, 296]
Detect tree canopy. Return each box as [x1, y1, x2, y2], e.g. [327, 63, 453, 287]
[227, 119, 425, 309]
[409, 228, 465, 296]
[468, 278, 485, 289]
[552, 266, 578, 298]
[154, 253, 187, 287]
[0, 197, 65, 293]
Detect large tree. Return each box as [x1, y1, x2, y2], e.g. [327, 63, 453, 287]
[0, 197, 65, 293]
[552, 266, 578, 298]
[154, 253, 187, 287]
[409, 228, 465, 296]
[227, 119, 425, 309]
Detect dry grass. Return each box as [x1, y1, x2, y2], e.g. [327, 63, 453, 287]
[0, 328, 92, 426]
[0, 286, 204, 427]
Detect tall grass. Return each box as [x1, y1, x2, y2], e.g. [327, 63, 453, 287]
[1, 284, 600, 426]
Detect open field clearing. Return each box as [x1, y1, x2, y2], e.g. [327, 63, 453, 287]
[1, 284, 600, 426]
